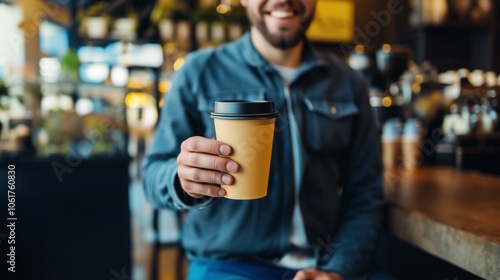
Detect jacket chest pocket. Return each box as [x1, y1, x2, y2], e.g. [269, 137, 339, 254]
[197, 90, 266, 137]
[302, 97, 359, 153]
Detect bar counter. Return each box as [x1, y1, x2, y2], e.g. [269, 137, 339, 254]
[385, 167, 500, 279]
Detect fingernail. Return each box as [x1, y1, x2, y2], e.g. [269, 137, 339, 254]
[218, 189, 226, 197]
[219, 145, 230, 155]
[226, 162, 238, 173]
[222, 175, 232, 185]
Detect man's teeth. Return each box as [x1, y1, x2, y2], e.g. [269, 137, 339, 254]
[269, 11, 294, 19]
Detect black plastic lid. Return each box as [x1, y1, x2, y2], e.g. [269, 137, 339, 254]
[211, 100, 278, 120]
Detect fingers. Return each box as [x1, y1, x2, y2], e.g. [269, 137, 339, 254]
[181, 136, 232, 156]
[179, 136, 239, 174]
[178, 164, 234, 198]
[293, 270, 343, 280]
[179, 152, 239, 173]
[293, 270, 313, 280]
[177, 136, 239, 199]
[179, 166, 235, 185]
[181, 181, 226, 198]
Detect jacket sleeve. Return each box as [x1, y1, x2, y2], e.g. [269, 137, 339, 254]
[319, 71, 384, 279]
[142, 54, 213, 211]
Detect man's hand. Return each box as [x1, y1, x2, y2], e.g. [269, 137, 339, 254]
[177, 136, 239, 198]
[293, 269, 344, 280]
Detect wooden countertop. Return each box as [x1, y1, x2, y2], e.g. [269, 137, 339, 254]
[384, 166, 500, 279]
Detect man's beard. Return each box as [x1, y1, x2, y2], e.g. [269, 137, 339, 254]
[248, 7, 315, 49]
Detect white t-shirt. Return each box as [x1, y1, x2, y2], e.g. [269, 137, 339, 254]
[272, 64, 297, 84]
[272, 64, 308, 249]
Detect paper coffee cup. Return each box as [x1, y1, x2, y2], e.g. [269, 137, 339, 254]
[401, 119, 422, 171]
[382, 139, 401, 170]
[381, 118, 402, 170]
[211, 100, 278, 200]
[402, 139, 421, 171]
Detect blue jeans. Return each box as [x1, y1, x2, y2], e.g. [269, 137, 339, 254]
[186, 259, 397, 280]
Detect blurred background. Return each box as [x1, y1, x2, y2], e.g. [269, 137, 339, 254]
[0, 0, 499, 279]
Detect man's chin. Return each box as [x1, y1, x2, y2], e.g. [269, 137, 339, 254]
[266, 34, 303, 50]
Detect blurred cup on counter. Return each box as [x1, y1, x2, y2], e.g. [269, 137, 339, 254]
[402, 119, 423, 171]
[485, 71, 497, 87]
[381, 118, 402, 170]
[211, 100, 278, 200]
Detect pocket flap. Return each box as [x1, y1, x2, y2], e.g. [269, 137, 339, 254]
[304, 97, 359, 120]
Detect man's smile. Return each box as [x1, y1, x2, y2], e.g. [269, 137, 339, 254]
[265, 10, 298, 19]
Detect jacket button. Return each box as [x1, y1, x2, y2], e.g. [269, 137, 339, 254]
[330, 106, 337, 115]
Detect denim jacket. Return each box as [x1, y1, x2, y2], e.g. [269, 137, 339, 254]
[143, 32, 384, 280]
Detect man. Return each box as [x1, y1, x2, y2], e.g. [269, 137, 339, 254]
[143, 0, 384, 279]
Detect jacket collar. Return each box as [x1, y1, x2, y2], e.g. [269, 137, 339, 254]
[240, 31, 328, 74]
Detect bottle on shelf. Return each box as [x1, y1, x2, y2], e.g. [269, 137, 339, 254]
[485, 75, 499, 131]
[442, 103, 460, 141]
[157, 0, 192, 74]
[479, 99, 496, 134]
[195, 20, 210, 49]
[226, 0, 247, 41]
[454, 105, 471, 135]
[175, 20, 191, 51]
[470, 104, 480, 132]
[153, 0, 191, 44]
[158, 18, 175, 42]
[210, 21, 226, 45]
[193, 0, 219, 47]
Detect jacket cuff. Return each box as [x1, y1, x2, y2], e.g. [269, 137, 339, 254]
[165, 164, 214, 210]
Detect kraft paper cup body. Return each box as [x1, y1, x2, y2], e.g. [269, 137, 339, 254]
[211, 100, 277, 200]
[214, 118, 275, 199]
[402, 139, 421, 171]
[401, 119, 422, 171]
[381, 118, 402, 170]
[382, 139, 401, 170]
